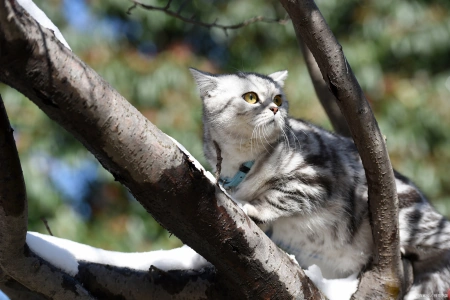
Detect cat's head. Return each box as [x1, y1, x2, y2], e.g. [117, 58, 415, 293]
[190, 68, 289, 147]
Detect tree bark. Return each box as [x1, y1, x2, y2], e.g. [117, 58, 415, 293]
[76, 263, 223, 299]
[0, 0, 324, 298]
[279, 0, 404, 298]
[2, 245, 229, 300]
[0, 268, 49, 300]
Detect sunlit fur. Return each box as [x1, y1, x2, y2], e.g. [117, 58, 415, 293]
[191, 68, 450, 297]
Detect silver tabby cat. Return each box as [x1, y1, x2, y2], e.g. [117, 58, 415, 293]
[190, 68, 450, 299]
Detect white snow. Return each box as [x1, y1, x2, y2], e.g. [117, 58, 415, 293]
[26, 232, 211, 276]
[287, 251, 359, 299]
[16, 0, 71, 50]
[26, 232, 79, 275]
[304, 264, 359, 300]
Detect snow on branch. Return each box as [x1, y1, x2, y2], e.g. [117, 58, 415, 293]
[166, 135, 216, 184]
[26, 232, 211, 276]
[16, 0, 71, 50]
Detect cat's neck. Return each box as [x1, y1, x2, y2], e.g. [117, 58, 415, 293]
[208, 128, 278, 178]
[219, 142, 260, 178]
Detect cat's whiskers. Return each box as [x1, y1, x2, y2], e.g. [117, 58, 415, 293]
[250, 122, 259, 156]
[278, 121, 291, 151]
[257, 123, 271, 154]
[256, 124, 263, 150]
[286, 125, 303, 151]
[252, 122, 269, 154]
[261, 122, 275, 150]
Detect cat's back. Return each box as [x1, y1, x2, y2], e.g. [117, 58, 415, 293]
[233, 117, 368, 218]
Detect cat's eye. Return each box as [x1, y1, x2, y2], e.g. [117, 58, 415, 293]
[273, 95, 283, 106]
[242, 92, 259, 104]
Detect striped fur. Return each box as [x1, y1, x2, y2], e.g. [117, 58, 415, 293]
[190, 68, 450, 297]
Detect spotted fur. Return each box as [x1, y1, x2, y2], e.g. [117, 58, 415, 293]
[190, 68, 450, 297]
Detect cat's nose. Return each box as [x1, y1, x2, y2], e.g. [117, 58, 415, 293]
[270, 107, 279, 114]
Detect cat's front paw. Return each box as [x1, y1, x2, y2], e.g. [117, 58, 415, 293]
[242, 203, 267, 224]
[242, 203, 255, 216]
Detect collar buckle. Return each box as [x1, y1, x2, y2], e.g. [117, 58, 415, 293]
[219, 161, 255, 189]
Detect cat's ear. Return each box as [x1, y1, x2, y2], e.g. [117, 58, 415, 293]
[268, 70, 288, 87]
[189, 68, 218, 98]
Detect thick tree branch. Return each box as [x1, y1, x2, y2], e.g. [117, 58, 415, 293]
[298, 39, 351, 137]
[0, 93, 93, 299]
[127, 0, 290, 35]
[76, 262, 224, 299]
[0, 0, 324, 298]
[279, 0, 403, 298]
[1, 246, 223, 299]
[0, 93, 27, 270]
[3, 254, 233, 299]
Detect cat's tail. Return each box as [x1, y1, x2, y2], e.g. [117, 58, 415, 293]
[400, 201, 450, 255]
[404, 257, 450, 300]
[400, 199, 450, 298]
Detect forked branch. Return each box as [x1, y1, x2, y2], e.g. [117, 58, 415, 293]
[279, 0, 403, 298]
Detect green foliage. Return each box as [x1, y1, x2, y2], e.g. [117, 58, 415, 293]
[1, 0, 449, 251]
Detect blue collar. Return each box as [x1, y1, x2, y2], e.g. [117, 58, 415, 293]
[220, 161, 255, 188]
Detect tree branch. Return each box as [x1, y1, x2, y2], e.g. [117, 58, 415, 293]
[3, 251, 230, 299]
[76, 262, 224, 299]
[0, 94, 27, 268]
[213, 140, 222, 182]
[298, 39, 351, 137]
[127, 0, 290, 35]
[0, 0, 323, 298]
[279, 0, 403, 298]
[0, 93, 93, 299]
[40, 217, 53, 236]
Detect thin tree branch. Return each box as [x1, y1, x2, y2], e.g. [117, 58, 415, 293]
[40, 217, 53, 236]
[127, 0, 290, 35]
[0, 0, 324, 298]
[279, 0, 403, 298]
[298, 39, 351, 137]
[213, 140, 222, 182]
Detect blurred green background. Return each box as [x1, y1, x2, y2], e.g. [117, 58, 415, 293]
[0, 0, 449, 252]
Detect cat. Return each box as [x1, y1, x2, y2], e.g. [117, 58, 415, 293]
[190, 68, 450, 299]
